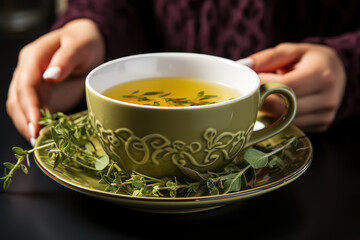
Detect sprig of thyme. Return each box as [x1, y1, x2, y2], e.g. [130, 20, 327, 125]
[1, 110, 109, 190]
[1, 110, 304, 198]
[94, 136, 301, 197]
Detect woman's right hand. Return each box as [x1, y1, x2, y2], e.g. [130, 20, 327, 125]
[6, 18, 105, 144]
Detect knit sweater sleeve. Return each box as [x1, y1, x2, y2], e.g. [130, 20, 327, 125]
[303, 30, 360, 121]
[51, 0, 148, 60]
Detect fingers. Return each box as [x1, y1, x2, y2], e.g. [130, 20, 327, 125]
[253, 44, 325, 98]
[258, 66, 323, 98]
[7, 19, 105, 143]
[249, 43, 305, 73]
[6, 31, 62, 141]
[43, 19, 105, 83]
[6, 78, 30, 140]
[6, 71, 42, 143]
[242, 43, 346, 132]
[258, 70, 338, 132]
[258, 76, 339, 132]
[261, 91, 337, 132]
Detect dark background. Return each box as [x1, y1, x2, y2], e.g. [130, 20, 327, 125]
[0, 1, 359, 240]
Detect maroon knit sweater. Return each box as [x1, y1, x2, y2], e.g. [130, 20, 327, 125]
[53, 0, 360, 122]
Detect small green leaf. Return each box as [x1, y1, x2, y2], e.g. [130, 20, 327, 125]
[221, 172, 243, 194]
[197, 91, 205, 97]
[94, 155, 109, 170]
[241, 173, 248, 189]
[12, 147, 26, 156]
[3, 162, 15, 170]
[51, 153, 64, 169]
[132, 180, 144, 189]
[0, 175, 7, 180]
[50, 127, 60, 147]
[138, 96, 151, 102]
[166, 181, 178, 191]
[132, 190, 142, 196]
[199, 97, 211, 101]
[208, 185, 219, 195]
[167, 180, 178, 198]
[151, 185, 162, 196]
[268, 155, 285, 169]
[3, 178, 12, 190]
[20, 164, 28, 175]
[142, 91, 163, 95]
[123, 95, 137, 98]
[207, 178, 220, 195]
[159, 93, 171, 97]
[243, 148, 269, 169]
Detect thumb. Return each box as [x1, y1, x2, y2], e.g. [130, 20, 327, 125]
[249, 43, 305, 73]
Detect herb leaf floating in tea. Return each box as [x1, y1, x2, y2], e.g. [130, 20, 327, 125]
[121, 90, 219, 107]
[103, 77, 241, 107]
[1, 110, 305, 197]
[142, 91, 164, 95]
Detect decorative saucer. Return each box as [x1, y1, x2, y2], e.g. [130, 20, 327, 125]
[34, 112, 312, 214]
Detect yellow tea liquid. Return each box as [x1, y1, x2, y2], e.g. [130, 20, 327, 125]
[103, 77, 241, 107]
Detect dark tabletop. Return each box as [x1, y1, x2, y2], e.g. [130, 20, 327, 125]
[1, 28, 360, 240]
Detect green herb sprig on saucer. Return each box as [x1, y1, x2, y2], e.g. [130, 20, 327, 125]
[1, 110, 305, 197]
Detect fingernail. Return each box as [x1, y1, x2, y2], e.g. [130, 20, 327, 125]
[30, 137, 36, 147]
[43, 66, 61, 81]
[237, 58, 254, 68]
[28, 122, 37, 146]
[28, 122, 36, 139]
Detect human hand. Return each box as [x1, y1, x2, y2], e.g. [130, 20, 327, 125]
[242, 43, 346, 132]
[6, 19, 105, 144]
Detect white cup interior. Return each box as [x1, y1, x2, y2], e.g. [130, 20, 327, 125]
[86, 53, 260, 103]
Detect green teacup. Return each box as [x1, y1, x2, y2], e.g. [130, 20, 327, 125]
[85, 53, 297, 178]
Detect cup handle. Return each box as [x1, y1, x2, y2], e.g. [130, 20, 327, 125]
[245, 81, 297, 147]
